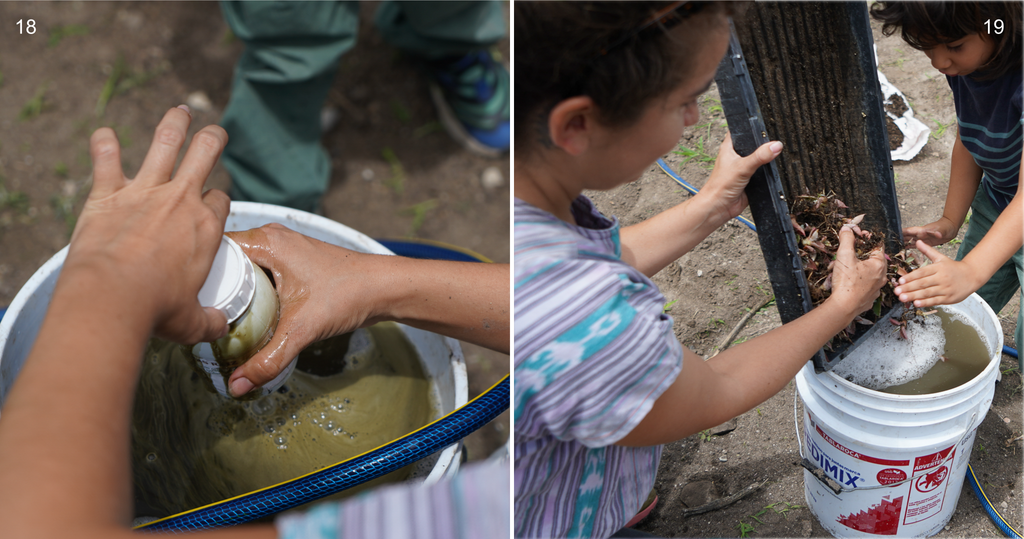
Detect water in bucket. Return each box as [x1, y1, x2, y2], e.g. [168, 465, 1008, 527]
[831, 307, 990, 395]
[131, 323, 436, 517]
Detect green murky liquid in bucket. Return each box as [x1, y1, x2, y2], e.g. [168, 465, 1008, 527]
[130, 323, 433, 518]
[880, 309, 990, 395]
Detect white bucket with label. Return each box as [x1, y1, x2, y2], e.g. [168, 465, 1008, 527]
[0, 202, 468, 485]
[795, 293, 1001, 538]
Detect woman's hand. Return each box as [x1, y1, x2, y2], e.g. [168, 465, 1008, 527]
[223, 224, 385, 396]
[825, 225, 887, 317]
[68, 105, 231, 344]
[224, 224, 509, 397]
[698, 132, 783, 224]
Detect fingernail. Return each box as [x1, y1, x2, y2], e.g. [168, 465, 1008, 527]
[177, 104, 191, 116]
[769, 141, 783, 154]
[899, 277, 906, 284]
[230, 377, 255, 397]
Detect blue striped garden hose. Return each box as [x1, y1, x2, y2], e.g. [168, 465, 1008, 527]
[655, 158, 757, 231]
[137, 374, 509, 531]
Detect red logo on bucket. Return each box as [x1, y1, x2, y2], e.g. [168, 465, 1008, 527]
[876, 468, 907, 485]
[913, 446, 953, 473]
[814, 423, 910, 466]
[837, 495, 903, 535]
[915, 466, 948, 493]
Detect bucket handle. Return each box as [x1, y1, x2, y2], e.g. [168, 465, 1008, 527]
[794, 392, 977, 493]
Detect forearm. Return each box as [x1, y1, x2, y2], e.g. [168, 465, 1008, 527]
[960, 178, 1024, 284]
[940, 131, 984, 234]
[0, 267, 154, 532]
[619, 193, 723, 277]
[617, 299, 854, 446]
[379, 259, 509, 353]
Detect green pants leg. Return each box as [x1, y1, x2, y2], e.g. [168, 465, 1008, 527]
[374, 1, 506, 61]
[219, 1, 360, 213]
[956, 188, 1024, 370]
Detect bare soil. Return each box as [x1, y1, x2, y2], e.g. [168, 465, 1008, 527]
[586, 17, 1022, 539]
[0, 0, 508, 483]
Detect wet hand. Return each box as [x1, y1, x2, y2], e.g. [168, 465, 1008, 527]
[224, 224, 386, 397]
[701, 133, 783, 222]
[827, 225, 886, 317]
[894, 241, 979, 308]
[69, 105, 230, 344]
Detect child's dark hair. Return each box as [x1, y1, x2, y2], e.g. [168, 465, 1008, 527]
[870, 1, 1022, 80]
[514, 2, 736, 154]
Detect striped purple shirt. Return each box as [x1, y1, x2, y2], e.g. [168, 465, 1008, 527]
[514, 197, 683, 538]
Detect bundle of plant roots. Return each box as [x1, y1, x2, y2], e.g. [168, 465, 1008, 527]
[790, 193, 926, 349]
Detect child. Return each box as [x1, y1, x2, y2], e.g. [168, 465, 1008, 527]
[872, 2, 1023, 367]
[514, 2, 887, 537]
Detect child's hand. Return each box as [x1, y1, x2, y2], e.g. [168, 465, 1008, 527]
[903, 217, 958, 247]
[700, 133, 783, 223]
[827, 225, 887, 317]
[67, 106, 231, 345]
[894, 240, 980, 308]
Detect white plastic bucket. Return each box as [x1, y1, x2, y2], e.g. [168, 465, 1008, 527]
[795, 293, 1002, 537]
[0, 202, 468, 485]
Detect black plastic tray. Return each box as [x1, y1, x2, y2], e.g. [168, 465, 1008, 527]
[714, 7, 902, 372]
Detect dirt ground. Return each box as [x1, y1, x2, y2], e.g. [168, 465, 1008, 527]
[585, 14, 1023, 539]
[0, 0, 508, 498]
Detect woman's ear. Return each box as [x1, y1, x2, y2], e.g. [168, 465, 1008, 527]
[548, 96, 599, 156]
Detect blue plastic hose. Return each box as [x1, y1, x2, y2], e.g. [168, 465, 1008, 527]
[967, 463, 1023, 538]
[138, 375, 509, 531]
[655, 158, 757, 231]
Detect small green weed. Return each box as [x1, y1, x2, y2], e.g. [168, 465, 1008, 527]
[663, 299, 678, 313]
[391, 100, 412, 123]
[674, 122, 716, 170]
[963, 210, 972, 226]
[929, 117, 956, 140]
[0, 177, 30, 214]
[48, 24, 89, 47]
[51, 193, 78, 236]
[54, 162, 69, 178]
[19, 82, 49, 121]
[699, 429, 713, 442]
[413, 121, 444, 139]
[766, 501, 803, 518]
[400, 199, 438, 237]
[96, 56, 166, 117]
[737, 520, 756, 538]
[380, 147, 406, 195]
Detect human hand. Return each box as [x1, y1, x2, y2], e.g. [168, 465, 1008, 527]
[826, 225, 887, 317]
[223, 224, 388, 396]
[699, 133, 783, 223]
[67, 105, 231, 344]
[902, 217, 957, 247]
[893, 240, 980, 308]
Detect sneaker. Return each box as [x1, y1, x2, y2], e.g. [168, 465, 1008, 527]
[426, 50, 510, 157]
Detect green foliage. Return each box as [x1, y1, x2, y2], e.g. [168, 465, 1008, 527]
[0, 176, 30, 214]
[414, 121, 444, 139]
[400, 199, 439, 237]
[48, 24, 89, 47]
[663, 299, 678, 313]
[391, 100, 412, 123]
[54, 162, 69, 178]
[929, 116, 955, 140]
[380, 147, 406, 195]
[19, 83, 49, 121]
[96, 56, 166, 117]
[674, 122, 717, 170]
